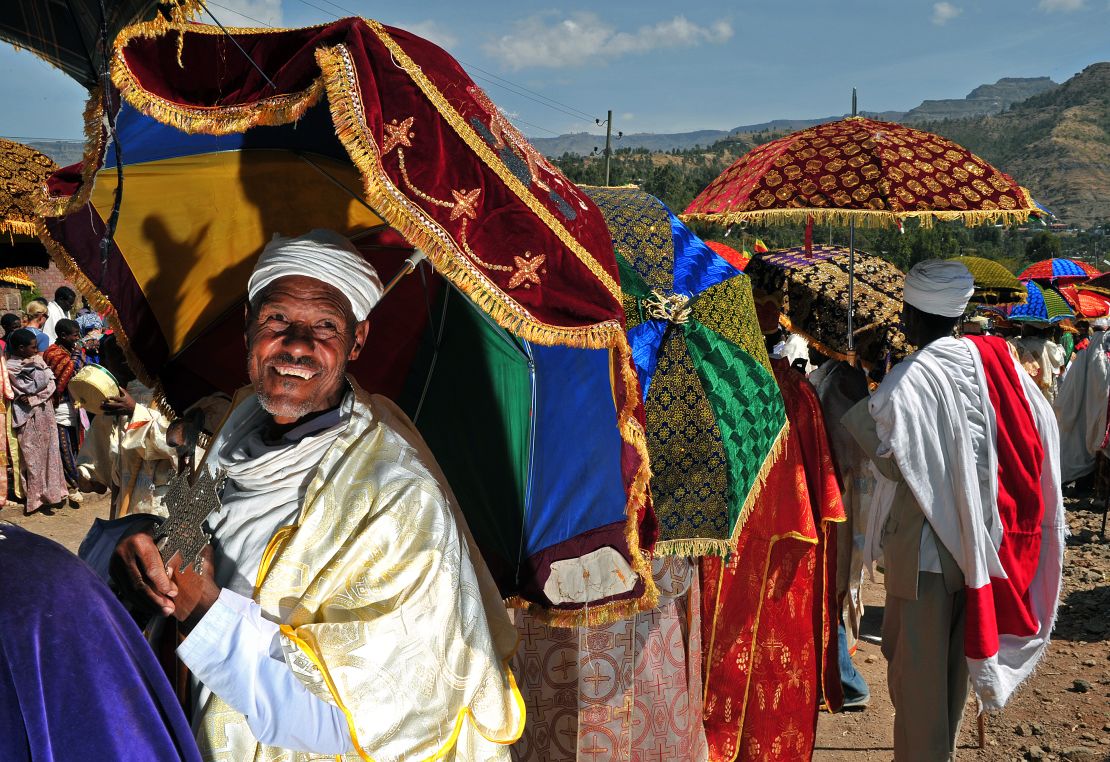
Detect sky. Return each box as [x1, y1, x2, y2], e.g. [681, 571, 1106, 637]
[1, 0, 1108, 143]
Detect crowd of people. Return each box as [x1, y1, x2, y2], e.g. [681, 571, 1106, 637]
[1, 244, 1090, 762]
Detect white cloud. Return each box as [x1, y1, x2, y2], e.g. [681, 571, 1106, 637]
[401, 20, 459, 51]
[208, 0, 283, 27]
[931, 2, 962, 24]
[1038, 0, 1085, 9]
[484, 13, 733, 70]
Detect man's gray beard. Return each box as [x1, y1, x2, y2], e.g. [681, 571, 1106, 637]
[255, 388, 319, 421]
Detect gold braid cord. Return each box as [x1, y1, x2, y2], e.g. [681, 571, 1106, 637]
[43, 16, 657, 625]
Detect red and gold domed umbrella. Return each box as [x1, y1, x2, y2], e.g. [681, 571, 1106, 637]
[683, 116, 1036, 228]
[683, 115, 1040, 352]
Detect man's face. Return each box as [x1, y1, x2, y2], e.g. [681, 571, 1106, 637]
[246, 275, 369, 424]
[58, 327, 80, 350]
[57, 293, 75, 312]
[14, 341, 37, 359]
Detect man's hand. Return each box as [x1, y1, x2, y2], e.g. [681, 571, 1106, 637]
[101, 388, 137, 417]
[168, 545, 221, 631]
[114, 532, 178, 616]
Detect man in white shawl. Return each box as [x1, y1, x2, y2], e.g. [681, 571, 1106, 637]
[1054, 316, 1110, 484]
[115, 230, 523, 761]
[843, 260, 1064, 762]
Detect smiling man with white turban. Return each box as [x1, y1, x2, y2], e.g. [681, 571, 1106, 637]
[115, 229, 524, 761]
[843, 260, 1064, 762]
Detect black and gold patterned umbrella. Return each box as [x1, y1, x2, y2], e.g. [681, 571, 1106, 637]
[746, 244, 912, 369]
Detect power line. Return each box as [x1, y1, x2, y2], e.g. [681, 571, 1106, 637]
[205, 0, 274, 27]
[286, 0, 596, 127]
[455, 59, 598, 122]
[207, 0, 577, 138]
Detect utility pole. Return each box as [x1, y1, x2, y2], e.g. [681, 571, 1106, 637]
[594, 110, 622, 186]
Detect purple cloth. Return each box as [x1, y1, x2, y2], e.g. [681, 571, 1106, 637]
[0, 525, 201, 762]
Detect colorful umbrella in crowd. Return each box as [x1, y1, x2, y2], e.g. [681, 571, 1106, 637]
[0, 138, 55, 268]
[1018, 258, 1100, 283]
[1057, 285, 1110, 319]
[951, 256, 1026, 305]
[745, 244, 912, 369]
[683, 115, 1039, 353]
[584, 185, 786, 556]
[39, 17, 657, 624]
[705, 240, 749, 271]
[1006, 281, 1074, 323]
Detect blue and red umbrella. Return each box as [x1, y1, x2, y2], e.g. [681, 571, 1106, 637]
[1017, 258, 1099, 283]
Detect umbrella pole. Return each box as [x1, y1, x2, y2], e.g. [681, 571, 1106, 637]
[847, 87, 858, 360]
[380, 249, 429, 301]
[848, 218, 856, 357]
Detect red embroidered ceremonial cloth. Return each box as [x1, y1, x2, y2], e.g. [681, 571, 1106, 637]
[700, 361, 845, 761]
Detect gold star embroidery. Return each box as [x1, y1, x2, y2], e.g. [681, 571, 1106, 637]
[449, 188, 481, 220]
[382, 117, 414, 154]
[507, 253, 546, 289]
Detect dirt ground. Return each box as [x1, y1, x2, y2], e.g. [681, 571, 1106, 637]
[815, 496, 1110, 762]
[3, 492, 1107, 762]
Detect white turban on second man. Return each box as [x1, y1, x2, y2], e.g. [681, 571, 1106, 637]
[902, 260, 975, 318]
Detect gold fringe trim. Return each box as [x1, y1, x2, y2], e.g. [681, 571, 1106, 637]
[363, 20, 622, 305]
[0, 220, 38, 237]
[36, 89, 107, 219]
[653, 419, 790, 558]
[681, 206, 1035, 230]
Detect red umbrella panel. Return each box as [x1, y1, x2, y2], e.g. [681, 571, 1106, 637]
[38, 17, 657, 624]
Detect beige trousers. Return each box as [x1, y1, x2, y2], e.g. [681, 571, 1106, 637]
[882, 572, 970, 762]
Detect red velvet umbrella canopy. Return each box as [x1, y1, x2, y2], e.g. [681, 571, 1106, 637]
[38, 16, 657, 624]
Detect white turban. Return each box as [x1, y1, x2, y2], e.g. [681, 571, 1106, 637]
[1092, 317, 1110, 330]
[248, 229, 383, 320]
[902, 260, 975, 318]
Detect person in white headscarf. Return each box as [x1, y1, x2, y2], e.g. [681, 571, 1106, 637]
[113, 230, 523, 761]
[843, 260, 1064, 762]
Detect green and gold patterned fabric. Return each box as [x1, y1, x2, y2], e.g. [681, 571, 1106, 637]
[584, 185, 787, 555]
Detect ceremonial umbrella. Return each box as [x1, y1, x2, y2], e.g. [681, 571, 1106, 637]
[951, 256, 1026, 306]
[0, 268, 37, 289]
[0, 138, 55, 268]
[1057, 285, 1110, 319]
[584, 185, 787, 556]
[745, 244, 912, 369]
[1006, 281, 1074, 324]
[705, 240, 749, 271]
[39, 17, 656, 625]
[1017, 258, 1099, 283]
[683, 116, 1038, 352]
[0, 0, 196, 89]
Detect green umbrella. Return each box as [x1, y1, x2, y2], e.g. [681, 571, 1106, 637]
[584, 185, 787, 556]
